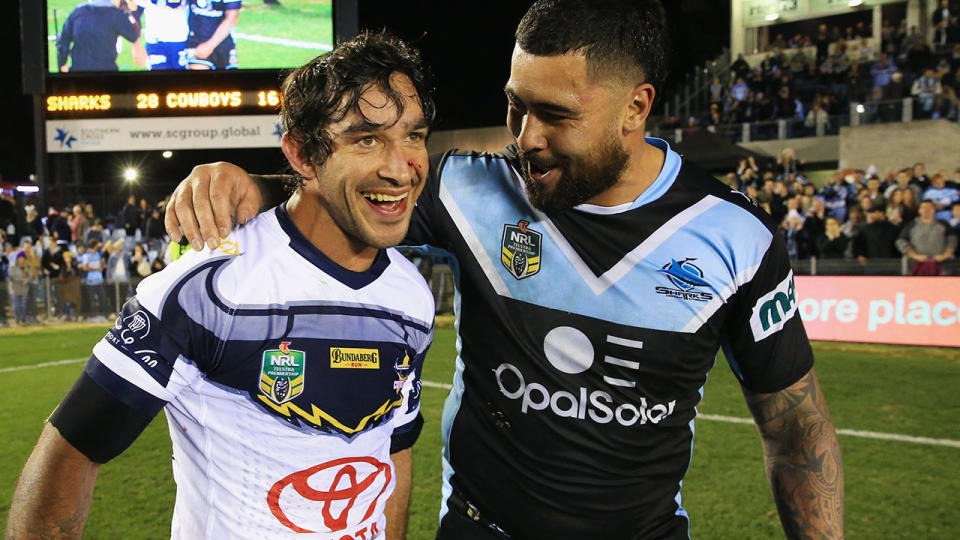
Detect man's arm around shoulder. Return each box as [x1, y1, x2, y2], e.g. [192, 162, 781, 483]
[743, 367, 844, 539]
[5, 423, 100, 539]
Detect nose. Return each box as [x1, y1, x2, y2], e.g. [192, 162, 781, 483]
[514, 113, 547, 153]
[378, 143, 417, 185]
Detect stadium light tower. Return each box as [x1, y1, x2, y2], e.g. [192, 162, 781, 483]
[123, 168, 138, 182]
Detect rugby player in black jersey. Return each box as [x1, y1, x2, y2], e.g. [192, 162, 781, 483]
[164, 1, 844, 538]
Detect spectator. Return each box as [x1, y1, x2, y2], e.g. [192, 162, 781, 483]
[841, 206, 866, 241]
[78, 238, 105, 320]
[708, 77, 724, 107]
[7, 253, 30, 325]
[814, 24, 831, 62]
[0, 242, 10, 327]
[24, 206, 44, 241]
[949, 201, 960, 232]
[886, 188, 908, 226]
[804, 197, 828, 244]
[901, 187, 920, 223]
[41, 241, 65, 279]
[130, 243, 153, 278]
[815, 216, 850, 259]
[863, 176, 887, 210]
[933, 0, 955, 50]
[20, 239, 41, 324]
[911, 162, 931, 191]
[870, 52, 897, 89]
[804, 97, 829, 134]
[120, 195, 140, 237]
[782, 211, 810, 260]
[103, 239, 132, 307]
[143, 206, 166, 254]
[69, 203, 89, 243]
[923, 172, 960, 221]
[896, 200, 957, 274]
[911, 69, 944, 118]
[731, 53, 751, 80]
[84, 219, 106, 246]
[854, 207, 901, 267]
[48, 208, 72, 247]
[820, 172, 850, 221]
[58, 251, 81, 322]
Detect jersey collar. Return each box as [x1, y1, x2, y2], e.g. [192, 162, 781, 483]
[275, 203, 390, 290]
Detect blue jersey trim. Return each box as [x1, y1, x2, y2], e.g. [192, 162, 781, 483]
[629, 137, 683, 209]
[275, 203, 390, 290]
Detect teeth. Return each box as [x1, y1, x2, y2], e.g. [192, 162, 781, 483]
[362, 192, 408, 202]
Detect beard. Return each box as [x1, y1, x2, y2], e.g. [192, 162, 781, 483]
[518, 136, 629, 213]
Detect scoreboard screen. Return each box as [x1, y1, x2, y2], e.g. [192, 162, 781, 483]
[47, 0, 336, 74]
[45, 89, 282, 118]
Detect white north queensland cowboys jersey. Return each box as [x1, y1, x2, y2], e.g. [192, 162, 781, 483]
[86, 204, 433, 539]
[136, 0, 189, 44]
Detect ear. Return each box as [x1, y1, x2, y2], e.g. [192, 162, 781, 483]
[281, 132, 316, 181]
[623, 83, 656, 134]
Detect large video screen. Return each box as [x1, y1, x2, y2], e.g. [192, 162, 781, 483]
[47, 0, 334, 73]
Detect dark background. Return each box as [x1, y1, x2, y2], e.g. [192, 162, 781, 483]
[0, 0, 729, 209]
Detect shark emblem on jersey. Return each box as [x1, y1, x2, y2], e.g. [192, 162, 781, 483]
[260, 341, 305, 404]
[655, 258, 713, 302]
[501, 220, 542, 280]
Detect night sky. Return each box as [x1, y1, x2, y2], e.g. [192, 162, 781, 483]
[0, 0, 728, 203]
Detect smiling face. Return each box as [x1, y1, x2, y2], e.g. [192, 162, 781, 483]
[283, 72, 429, 254]
[505, 46, 635, 213]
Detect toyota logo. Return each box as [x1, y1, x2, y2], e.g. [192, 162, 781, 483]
[267, 457, 392, 533]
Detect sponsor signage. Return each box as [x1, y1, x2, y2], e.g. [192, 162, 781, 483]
[46, 115, 281, 152]
[795, 276, 960, 348]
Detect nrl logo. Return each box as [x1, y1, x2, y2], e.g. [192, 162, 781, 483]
[501, 220, 542, 280]
[260, 341, 306, 405]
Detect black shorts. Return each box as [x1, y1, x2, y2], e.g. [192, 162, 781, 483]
[185, 36, 237, 69]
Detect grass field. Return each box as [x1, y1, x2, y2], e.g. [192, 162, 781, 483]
[1, 323, 958, 538]
[47, 0, 333, 73]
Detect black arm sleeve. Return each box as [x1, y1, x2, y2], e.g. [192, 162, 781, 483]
[49, 370, 156, 464]
[389, 412, 424, 454]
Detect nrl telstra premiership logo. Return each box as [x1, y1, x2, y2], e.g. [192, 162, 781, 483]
[501, 220, 542, 280]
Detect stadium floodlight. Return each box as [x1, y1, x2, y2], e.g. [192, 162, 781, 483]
[15, 185, 40, 193]
[765, 13, 780, 22]
[856, 104, 866, 114]
[848, 0, 864, 6]
[162, 151, 173, 159]
[123, 168, 138, 182]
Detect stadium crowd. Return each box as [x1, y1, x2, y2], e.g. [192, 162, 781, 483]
[725, 152, 960, 273]
[661, 7, 960, 134]
[0, 195, 169, 327]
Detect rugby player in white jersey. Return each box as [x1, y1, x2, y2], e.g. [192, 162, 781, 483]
[6, 31, 435, 540]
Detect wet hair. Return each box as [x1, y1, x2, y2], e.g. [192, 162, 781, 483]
[279, 30, 435, 192]
[515, 0, 669, 89]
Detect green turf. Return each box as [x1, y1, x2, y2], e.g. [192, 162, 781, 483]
[1, 324, 958, 538]
[46, 0, 332, 73]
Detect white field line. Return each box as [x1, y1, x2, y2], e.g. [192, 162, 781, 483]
[234, 33, 332, 51]
[5, 362, 958, 449]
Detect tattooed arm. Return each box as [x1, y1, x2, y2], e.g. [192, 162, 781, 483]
[5, 423, 100, 539]
[743, 367, 844, 539]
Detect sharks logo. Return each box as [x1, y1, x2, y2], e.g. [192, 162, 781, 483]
[655, 258, 713, 302]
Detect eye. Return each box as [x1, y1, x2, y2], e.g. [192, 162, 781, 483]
[357, 136, 377, 147]
[408, 131, 426, 143]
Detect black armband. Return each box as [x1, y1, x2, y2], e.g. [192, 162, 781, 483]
[252, 174, 292, 209]
[49, 371, 156, 464]
[390, 413, 424, 454]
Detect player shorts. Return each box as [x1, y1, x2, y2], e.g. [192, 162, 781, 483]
[146, 41, 187, 70]
[185, 36, 237, 69]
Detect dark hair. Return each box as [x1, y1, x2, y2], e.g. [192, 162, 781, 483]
[280, 30, 435, 192]
[515, 0, 669, 89]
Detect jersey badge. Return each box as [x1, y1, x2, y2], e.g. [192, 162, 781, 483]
[260, 341, 305, 404]
[330, 347, 380, 369]
[393, 352, 412, 391]
[655, 258, 714, 302]
[218, 239, 240, 256]
[501, 220, 542, 280]
[749, 271, 797, 341]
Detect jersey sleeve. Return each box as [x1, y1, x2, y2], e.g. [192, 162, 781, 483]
[389, 322, 433, 453]
[49, 251, 228, 462]
[719, 231, 814, 393]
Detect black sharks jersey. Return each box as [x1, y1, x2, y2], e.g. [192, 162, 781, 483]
[406, 138, 813, 539]
[70, 204, 433, 539]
